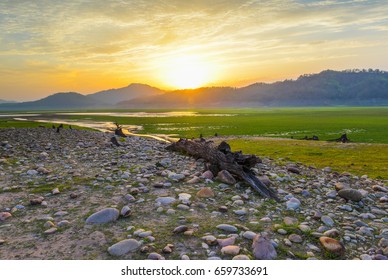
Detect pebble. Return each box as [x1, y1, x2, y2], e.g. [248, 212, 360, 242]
[360, 254, 373, 260]
[216, 224, 238, 233]
[324, 228, 340, 237]
[0, 239, 5, 245]
[288, 234, 303, 243]
[252, 233, 277, 260]
[173, 225, 188, 234]
[148, 252, 165, 260]
[338, 189, 363, 202]
[283, 217, 298, 225]
[319, 237, 345, 256]
[321, 215, 335, 227]
[138, 231, 153, 238]
[243, 231, 257, 240]
[108, 239, 140, 256]
[232, 255, 250, 260]
[277, 229, 287, 235]
[217, 170, 236, 185]
[202, 235, 218, 246]
[155, 197, 176, 205]
[221, 245, 240, 256]
[202, 170, 214, 179]
[286, 198, 301, 210]
[0, 212, 12, 221]
[196, 187, 215, 198]
[85, 208, 120, 224]
[120, 206, 131, 217]
[44, 227, 58, 234]
[52, 188, 60, 195]
[217, 237, 236, 247]
[181, 255, 190, 260]
[298, 225, 311, 233]
[57, 220, 70, 227]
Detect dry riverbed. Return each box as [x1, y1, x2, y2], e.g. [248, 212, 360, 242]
[0, 128, 387, 260]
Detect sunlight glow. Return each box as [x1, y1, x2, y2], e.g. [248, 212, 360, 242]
[162, 55, 215, 89]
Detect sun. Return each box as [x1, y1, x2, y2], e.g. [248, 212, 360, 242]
[162, 55, 214, 89]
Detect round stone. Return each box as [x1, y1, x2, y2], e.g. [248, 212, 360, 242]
[86, 208, 119, 224]
[252, 233, 277, 260]
[148, 252, 165, 260]
[243, 231, 257, 240]
[196, 187, 215, 198]
[286, 198, 301, 210]
[155, 197, 176, 205]
[232, 255, 250, 260]
[321, 215, 335, 227]
[216, 224, 238, 233]
[319, 237, 345, 256]
[288, 234, 303, 243]
[221, 245, 240, 256]
[108, 239, 140, 256]
[173, 225, 188, 234]
[338, 189, 363, 202]
[44, 227, 57, 234]
[217, 237, 236, 247]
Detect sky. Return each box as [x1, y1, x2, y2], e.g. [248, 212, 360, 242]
[0, 0, 388, 101]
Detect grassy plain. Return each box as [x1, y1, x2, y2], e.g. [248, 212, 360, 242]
[1, 107, 387, 179]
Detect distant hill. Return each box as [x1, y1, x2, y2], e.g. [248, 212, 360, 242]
[0, 99, 16, 104]
[1, 69, 387, 110]
[119, 70, 388, 108]
[0, 84, 163, 110]
[87, 83, 163, 105]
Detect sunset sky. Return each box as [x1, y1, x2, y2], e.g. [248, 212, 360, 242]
[1, 0, 388, 101]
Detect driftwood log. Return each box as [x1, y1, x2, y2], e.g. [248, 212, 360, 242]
[114, 122, 128, 137]
[167, 138, 280, 202]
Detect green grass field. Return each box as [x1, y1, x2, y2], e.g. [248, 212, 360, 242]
[1, 107, 387, 179]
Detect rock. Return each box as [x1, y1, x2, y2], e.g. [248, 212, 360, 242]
[85, 208, 120, 224]
[0, 239, 5, 245]
[319, 237, 345, 256]
[252, 233, 277, 260]
[218, 206, 228, 212]
[148, 252, 165, 260]
[324, 228, 340, 237]
[321, 215, 335, 227]
[52, 188, 60, 195]
[286, 198, 301, 210]
[187, 176, 200, 184]
[326, 190, 337, 199]
[44, 228, 57, 234]
[233, 209, 247, 215]
[0, 212, 12, 221]
[372, 185, 388, 192]
[202, 235, 218, 246]
[202, 170, 214, 179]
[196, 187, 215, 198]
[155, 197, 176, 205]
[287, 166, 300, 174]
[360, 254, 373, 260]
[217, 237, 236, 247]
[168, 173, 185, 181]
[120, 206, 131, 217]
[27, 170, 38, 176]
[243, 231, 257, 240]
[177, 204, 190, 211]
[216, 224, 238, 233]
[323, 167, 332, 173]
[138, 231, 153, 238]
[44, 221, 55, 228]
[57, 220, 70, 227]
[277, 229, 287, 235]
[283, 217, 298, 226]
[69, 193, 78, 199]
[338, 189, 363, 202]
[30, 197, 44, 205]
[288, 234, 303, 243]
[181, 255, 190, 260]
[298, 225, 311, 233]
[221, 245, 240, 256]
[217, 170, 236, 185]
[335, 182, 349, 191]
[173, 225, 188, 234]
[162, 245, 173, 254]
[232, 255, 250, 260]
[108, 239, 140, 256]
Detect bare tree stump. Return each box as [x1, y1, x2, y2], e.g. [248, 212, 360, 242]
[167, 138, 280, 202]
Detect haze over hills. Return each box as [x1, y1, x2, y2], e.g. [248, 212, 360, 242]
[0, 70, 387, 110]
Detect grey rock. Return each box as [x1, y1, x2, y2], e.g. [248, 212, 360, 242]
[155, 197, 176, 205]
[288, 234, 303, 243]
[243, 231, 257, 240]
[148, 252, 165, 260]
[321, 215, 335, 227]
[85, 208, 119, 224]
[286, 198, 301, 210]
[252, 233, 277, 260]
[338, 189, 363, 202]
[216, 224, 238, 233]
[217, 170, 236, 185]
[108, 239, 140, 256]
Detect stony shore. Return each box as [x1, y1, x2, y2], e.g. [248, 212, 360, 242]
[0, 128, 387, 260]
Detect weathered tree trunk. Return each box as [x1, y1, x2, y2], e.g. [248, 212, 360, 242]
[167, 138, 280, 202]
[114, 122, 127, 137]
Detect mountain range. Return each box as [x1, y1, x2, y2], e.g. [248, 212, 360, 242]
[0, 70, 387, 110]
